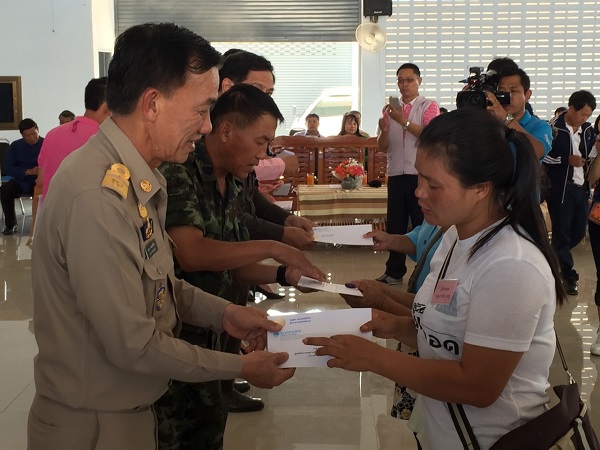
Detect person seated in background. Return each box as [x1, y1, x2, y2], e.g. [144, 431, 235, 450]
[0, 118, 43, 235]
[38, 77, 110, 197]
[348, 110, 371, 137]
[58, 110, 76, 125]
[294, 113, 322, 137]
[338, 112, 365, 137]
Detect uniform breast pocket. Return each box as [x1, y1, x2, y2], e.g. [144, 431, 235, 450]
[142, 247, 174, 318]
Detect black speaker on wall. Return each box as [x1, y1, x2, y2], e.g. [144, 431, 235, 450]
[363, 0, 392, 17]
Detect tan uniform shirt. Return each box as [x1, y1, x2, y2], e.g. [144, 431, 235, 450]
[32, 118, 242, 412]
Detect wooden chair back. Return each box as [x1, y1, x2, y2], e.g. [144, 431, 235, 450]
[316, 136, 377, 184]
[270, 136, 318, 187]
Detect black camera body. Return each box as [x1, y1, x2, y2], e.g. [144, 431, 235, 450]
[456, 67, 510, 109]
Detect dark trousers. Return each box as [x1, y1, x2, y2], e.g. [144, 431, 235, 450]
[0, 179, 24, 228]
[547, 184, 588, 280]
[220, 283, 249, 413]
[589, 220, 600, 305]
[385, 174, 423, 279]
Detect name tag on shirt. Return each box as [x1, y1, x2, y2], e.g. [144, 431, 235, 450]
[432, 279, 458, 305]
[145, 239, 158, 259]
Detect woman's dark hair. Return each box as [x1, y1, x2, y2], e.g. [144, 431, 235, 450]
[106, 23, 221, 115]
[418, 108, 565, 304]
[338, 113, 363, 137]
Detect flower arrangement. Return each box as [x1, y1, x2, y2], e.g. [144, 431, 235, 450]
[332, 158, 365, 180]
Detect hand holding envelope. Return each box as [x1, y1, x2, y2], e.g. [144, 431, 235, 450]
[239, 351, 296, 388]
[267, 309, 372, 368]
[303, 309, 407, 372]
[312, 224, 374, 246]
[222, 304, 296, 388]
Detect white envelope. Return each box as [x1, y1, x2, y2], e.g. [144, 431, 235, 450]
[313, 224, 374, 246]
[267, 308, 372, 368]
[297, 276, 363, 297]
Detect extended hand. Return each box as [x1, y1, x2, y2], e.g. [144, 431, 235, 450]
[272, 242, 325, 281]
[222, 304, 283, 351]
[364, 230, 393, 251]
[240, 351, 296, 388]
[282, 226, 316, 251]
[340, 280, 385, 309]
[360, 309, 405, 339]
[302, 334, 383, 371]
[284, 215, 316, 233]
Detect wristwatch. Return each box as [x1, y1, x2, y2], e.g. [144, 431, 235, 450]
[504, 113, 514, 125]
[402, 121, 410, 130]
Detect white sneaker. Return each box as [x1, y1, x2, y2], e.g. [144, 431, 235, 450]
[591, 330, 600, 356]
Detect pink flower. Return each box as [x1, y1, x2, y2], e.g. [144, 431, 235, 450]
[332, 158, 364, 180]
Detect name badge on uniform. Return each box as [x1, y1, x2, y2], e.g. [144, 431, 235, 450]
[432, 279, 458, 305]
[145, 239, 158, 259]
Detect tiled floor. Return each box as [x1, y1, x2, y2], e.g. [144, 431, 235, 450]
[2, 204, 600, 449]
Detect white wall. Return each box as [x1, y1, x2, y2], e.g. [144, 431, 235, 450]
[358, 17, 389, 137]
[0, 0, 115, 143]
[92, 0, 116, 72]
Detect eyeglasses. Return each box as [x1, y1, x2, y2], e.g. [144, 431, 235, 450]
[396, 78, 416, 85]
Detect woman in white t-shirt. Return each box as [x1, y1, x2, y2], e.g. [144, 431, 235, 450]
[305, 108, 565, 450]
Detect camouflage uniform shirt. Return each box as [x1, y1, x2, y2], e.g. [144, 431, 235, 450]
[159, 141, 249, 300]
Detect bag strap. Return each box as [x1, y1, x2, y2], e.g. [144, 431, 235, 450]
[448, 402, 481, 450]
[406, 227, 445, 294]
[555, 331, 575, 385]
[448, 332, 573, 449]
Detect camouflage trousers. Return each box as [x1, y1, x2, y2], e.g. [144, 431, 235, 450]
[155, 379, 225, 450]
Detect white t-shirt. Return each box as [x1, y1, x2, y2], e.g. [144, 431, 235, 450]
[566, 123, 585, 186]
[413, 223, 556, 450]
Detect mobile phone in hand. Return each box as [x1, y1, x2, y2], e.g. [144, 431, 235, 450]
[389, 96, 401, 109]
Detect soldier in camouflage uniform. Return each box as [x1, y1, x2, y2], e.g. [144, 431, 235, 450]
[155, 85, 325, 450]
[219, 50, 316, 250]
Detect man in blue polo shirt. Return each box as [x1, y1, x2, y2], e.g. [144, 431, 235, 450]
[486, 66, 552, 161]
[0, 118, 44, 235]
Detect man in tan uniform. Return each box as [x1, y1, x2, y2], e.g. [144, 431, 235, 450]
[28, 23, 294, 450]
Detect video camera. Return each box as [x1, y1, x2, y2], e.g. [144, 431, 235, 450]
[456, 67, 510, 109]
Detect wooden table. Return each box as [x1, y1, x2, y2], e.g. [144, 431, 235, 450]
[297, 184, 388, 225]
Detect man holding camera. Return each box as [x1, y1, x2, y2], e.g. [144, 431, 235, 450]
[376, 63, 440, 285]
[486, 67, 552, 161]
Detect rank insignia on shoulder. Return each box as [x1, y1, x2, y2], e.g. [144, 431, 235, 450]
[102, 163, 131, 199]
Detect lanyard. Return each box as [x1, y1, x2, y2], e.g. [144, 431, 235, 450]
[434, 239, 458, 289]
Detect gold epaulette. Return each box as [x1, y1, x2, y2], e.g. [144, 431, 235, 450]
[102, 163, 130, 199]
